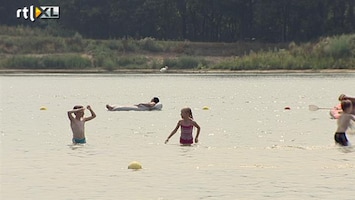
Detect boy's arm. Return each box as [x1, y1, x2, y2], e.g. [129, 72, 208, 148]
[339, 94, 355, 103]
[84, 105, 96, 121]
[67, 108, 83, 120]
[67, 111, 74, 121]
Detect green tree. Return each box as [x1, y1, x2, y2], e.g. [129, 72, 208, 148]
[3, 0, 355, 42]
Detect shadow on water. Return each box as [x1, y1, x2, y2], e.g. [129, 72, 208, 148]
[68, 143, 86, 150]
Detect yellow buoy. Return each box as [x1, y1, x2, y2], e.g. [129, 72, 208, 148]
[128, 161, 142, 170]
[40, 106, 47, 110]
[202, 106, 209, 110]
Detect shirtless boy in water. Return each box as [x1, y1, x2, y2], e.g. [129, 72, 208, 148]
[68, 105, 96, 144]
[334, 100, 355, 146]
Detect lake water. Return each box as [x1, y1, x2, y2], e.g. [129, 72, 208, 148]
[1, 73, 355, 200]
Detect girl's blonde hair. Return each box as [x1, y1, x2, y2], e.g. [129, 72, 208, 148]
[181, 107, 193, 119]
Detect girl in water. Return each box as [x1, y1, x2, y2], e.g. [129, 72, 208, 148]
[165, 107, 201, 145]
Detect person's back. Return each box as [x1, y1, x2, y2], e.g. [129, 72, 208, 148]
[180, 120, 194, 140]
[336, 112, 353, 133]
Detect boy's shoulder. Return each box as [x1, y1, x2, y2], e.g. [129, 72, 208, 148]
[339, 113, 353, 120]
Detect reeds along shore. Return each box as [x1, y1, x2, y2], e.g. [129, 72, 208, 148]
[0, 26, 354, 71]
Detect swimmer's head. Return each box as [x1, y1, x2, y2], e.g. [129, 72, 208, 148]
[341, 100, 352, 113]
[151, 97, 160, 103]
[181, 107, 193, 119]
[73, 105, 84, 117]
[338, 94, 346, 101]
[73, 105, 83, 109]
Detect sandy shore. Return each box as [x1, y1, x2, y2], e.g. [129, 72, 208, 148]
[1, 68, 355, 74]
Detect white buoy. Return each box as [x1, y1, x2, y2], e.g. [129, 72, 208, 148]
[128, 161, 142, 170]
[160, 66, 168, 72]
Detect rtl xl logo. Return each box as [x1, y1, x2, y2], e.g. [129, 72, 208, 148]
[16, 5, 60, 22]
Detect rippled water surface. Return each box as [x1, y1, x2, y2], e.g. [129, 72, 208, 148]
[1, 73, 355, 200]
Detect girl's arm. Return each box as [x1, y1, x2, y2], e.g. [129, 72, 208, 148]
[84, 105, 96, 122]
[193, 121, 201, 143]
[165, 122, 180, 144]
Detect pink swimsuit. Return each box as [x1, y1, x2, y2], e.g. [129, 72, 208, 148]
[180, 124, 193, 144]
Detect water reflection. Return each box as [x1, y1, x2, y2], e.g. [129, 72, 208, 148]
[1, 73, 355, 200]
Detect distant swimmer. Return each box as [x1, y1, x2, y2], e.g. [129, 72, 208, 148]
[160, 66, 168, 72]
[106, 97, 160, 111]
[67, 105, 96, 144]
[165, 107, 201, 145]
[334, 100, 355, 146]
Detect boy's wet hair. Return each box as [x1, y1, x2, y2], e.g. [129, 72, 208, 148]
[341, 100, 352, 111]
[73, 105, 83, 109]
[152, 97, 160, 103]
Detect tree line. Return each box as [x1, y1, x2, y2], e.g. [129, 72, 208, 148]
[2, 0, 355, 42]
